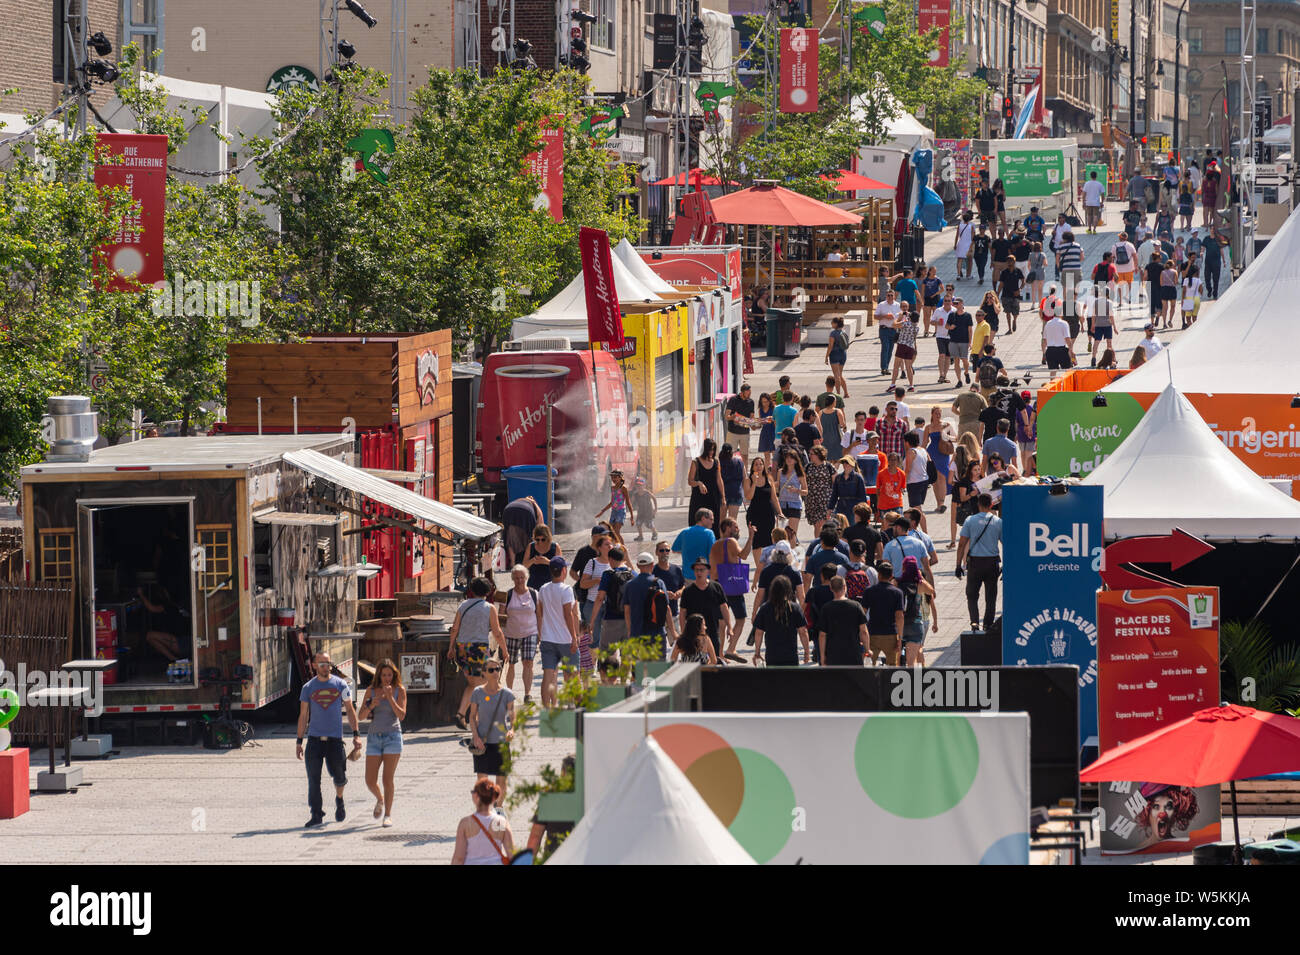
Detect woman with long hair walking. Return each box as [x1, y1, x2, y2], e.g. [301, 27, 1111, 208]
[359, 658, 407, 827]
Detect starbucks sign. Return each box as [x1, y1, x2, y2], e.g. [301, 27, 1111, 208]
[997, 148, 1064, 197]
[1036, 392, 1146, 478]
[267, 66, 320, 95]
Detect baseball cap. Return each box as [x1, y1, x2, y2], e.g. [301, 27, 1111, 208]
[548, 556, 568, 570]
[772, 541, 794, 560]
[692, 557, 710, 570]
[591, 525, 609, 536]
[740, 383, 751, 391]
[1021, 390, 1032, 400]
[1143, 322, 1154, 330]
[635, 552, 655, 566]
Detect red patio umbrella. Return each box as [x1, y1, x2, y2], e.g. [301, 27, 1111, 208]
[820, 169, 892, 192]
[650, 167, 737, 187]
[1080, 704, 1300, 863]
[709, 183, 863, 305]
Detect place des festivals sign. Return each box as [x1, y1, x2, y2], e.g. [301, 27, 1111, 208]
[1096, 588, 1222, 854]
[1002, 484, 1104, 746]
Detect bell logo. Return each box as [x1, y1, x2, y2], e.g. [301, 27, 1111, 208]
[1028, 522, 1091, 557]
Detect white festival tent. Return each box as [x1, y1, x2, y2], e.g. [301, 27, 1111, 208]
[1104, 206, 1300, 395]
[547, 736, 756, 865]
[510, 251, 674, 343]
[1083, 384, 1300, 539]
[612, 238, 678, 295]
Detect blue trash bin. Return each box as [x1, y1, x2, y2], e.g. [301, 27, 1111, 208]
[503, 465, 557, 526]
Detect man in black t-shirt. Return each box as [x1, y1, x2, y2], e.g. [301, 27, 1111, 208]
[844, 504, 883, 562]
[862, 561, 905, 665]
[725, 384, 756, 457]
[990, 229, 1012, 284]
[816, 576, 870, 666]
[794, 409, 821, 451]
[679, 558, 731, 658]
[569, 526, 608, 605]
[1145, 252, 1165, 318]
[996, 263, 1023, 332]
[975, 182, 997, 225]
[978, 384, 1026, 442]
[972, 226, 992, 282]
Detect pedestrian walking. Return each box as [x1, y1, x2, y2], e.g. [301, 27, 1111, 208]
[1160, 258, 1179, 329]
[817, 399, 846, 461]
[890, 306, 918, 390]
[672, 613, 720, 664]
[920, 266, 942, 336]
[522, 524, 559, 592]
[588, 546, 634, 651]
[1027, 241, 1047, 307]
[679, 562, 729, 661]
[537, 557, 579, 708]
[972, 224, 991, 283]
[827, 454, 868, 522]
[296, 651, 362, 828]
[815, 575, 870, 666]
[752, 574, 810, 666]
[623, 551, 679, 659]
[993, 178, 1008, 228]
[451, 780, 513, 865]
[897, 556, 937, 666]
[1181, 266, 1203, 328]
[725, 383, 757, 458]
[1082, 168, 1106, 233]
[824, 315, 852, 396]
[448, 576, 506, 730]
[500, 495, 543, 567]
[956, 492, 1002, 632]
[467, 658, 516, 804]
[687, 439, 725, 527]
[874, 289, 901, 373]
[359, 658, 406, 828]
[500, 566, 539, 702]
[629, 476, 658, 540]
[718, 442, 746, 522]
[862, 561, 905, 665]
[954, 213, 975, 279]
[805, 445, 835, 524]
[744, 455, 780, 550]
[775, 449, 808, 542]
[710, 518, 752, 662]
[903, 431, 931, 509]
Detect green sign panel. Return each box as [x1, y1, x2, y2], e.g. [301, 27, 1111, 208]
[1036, 392, 1147, 478]
[1085, 162, 1108, 191]
[997, 148, 1065, 197]
[854, 5, 886, 38]
[266, 65, 320, 95]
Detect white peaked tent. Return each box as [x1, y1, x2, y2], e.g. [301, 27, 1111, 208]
[1105, 207, 1300, 395]
[547, 736, 756, 865]
[511, 250, 675, 341]
[1083, 385, 1300, 538]
[613, 238, 678, 295]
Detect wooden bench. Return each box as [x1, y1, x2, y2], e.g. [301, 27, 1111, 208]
[1221, 779, 1300, 816]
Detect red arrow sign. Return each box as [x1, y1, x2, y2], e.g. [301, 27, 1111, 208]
[1100, 528, 1215, 591]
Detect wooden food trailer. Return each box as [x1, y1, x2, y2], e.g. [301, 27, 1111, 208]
[20, 427, 497, 716]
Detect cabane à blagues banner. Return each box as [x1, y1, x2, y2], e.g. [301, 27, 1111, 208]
[1001, 484, 1104, 746]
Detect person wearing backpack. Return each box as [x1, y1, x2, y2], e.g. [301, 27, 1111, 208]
[588, 546, 634, 651]
[501, 565, 540, 703]
[622, 552, 678, 659]
[1112, 232, 1138, 304]
[844, 539, 879, 603]
[896, 556, 937, 666]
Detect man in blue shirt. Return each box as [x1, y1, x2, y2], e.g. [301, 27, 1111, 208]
[803, 525, 851, 591]
[956, 493, 1003, 631]
[772, 391, 799, 433]
[297, 651, 361, 827]
[651, 542, 686, 616]
[623, 552, 678, 657]
[891, 266, 919, 307]
[672, 509, 717, 574]
[882, 516, 932, 586]
[981, 418, 1019, 471]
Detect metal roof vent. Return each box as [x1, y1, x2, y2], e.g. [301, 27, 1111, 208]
[44, 395, 99, 462]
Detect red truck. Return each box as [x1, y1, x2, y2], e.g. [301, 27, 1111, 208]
[475, 349, 639, 505]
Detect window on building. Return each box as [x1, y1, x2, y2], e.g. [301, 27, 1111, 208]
[196, 525, 233, 593]
[39, 529, 74, 583]
[591, 0, 615, 51]
[643, 0, 670, 32]
[1188, 27, 1202, 53]
[1225, 27, 1240, 55]
[1257, 28, 1269, 54]
[1163, 5, 1179, 38]
[121, 0, 163, 70]
[1189, 93, 1201, 116]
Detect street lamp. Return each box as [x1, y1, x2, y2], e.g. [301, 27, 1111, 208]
[1173, 0, 1189, 155]
[1106, 43, 1128, 125]
[1004, 0, 1038, 137]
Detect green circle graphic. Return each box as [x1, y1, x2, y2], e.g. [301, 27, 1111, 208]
[854, 715, 980, 818]
[727, 748, 797, 863]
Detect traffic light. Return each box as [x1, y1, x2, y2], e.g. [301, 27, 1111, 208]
[1140, 135, 1148, 145]
[1002, 96, 1013, 120]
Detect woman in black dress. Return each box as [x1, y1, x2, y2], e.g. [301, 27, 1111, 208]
[744, 456, 779, 550]
[687, 438, 725, 524]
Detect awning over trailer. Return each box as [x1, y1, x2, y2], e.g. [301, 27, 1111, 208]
[253, 509, 343, 526]
[282, 449, 499, 541]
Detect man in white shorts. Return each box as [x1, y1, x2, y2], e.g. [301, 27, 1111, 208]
[932, 289, 953, 383]
[953, 214, 975, 280]
[1112, 232, 1138, 304]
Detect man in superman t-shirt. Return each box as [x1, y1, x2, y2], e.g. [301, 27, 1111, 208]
[297, 652, 361, 827]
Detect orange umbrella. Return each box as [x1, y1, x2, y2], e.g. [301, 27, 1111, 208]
[650, 168, 737, 187]
[820, 169, 892, 192]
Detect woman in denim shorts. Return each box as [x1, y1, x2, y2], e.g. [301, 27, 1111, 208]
[360, 658, 407, 827]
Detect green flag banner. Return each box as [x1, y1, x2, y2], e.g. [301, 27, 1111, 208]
[580, 105, 626, 140]
[854, 5, 886, 38]
[346, 128, 396, 184]
[695, 81, 737, 122]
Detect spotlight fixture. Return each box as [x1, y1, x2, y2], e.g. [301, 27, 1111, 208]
[1291, 394, 1300, 409]
[571, 36, 587, 54]
[565, 52, 590, 74]
[88, 31, 113, 56]
[512, 37, 537, 69]
[85, 59, 120, 83]
[337, 39, 357, 59]
[571, 8, 597, 23]
[688, 15, 706, 49]
[344, 0, 378, 28]
[1092, 393, 1108, 408]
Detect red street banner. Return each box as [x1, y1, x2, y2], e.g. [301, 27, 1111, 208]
[579, 227, 624, 350]
[918, 0, 951, 68]
[1096, 587, 1222, 854]
[93, 133, 167, 291]
[525, 117, 564, 222]
[779, 28, 819, 113]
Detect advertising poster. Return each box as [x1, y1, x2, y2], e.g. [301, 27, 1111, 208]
[996, 148, 1064, 198]
[1001, 484, 1104, 745]
[524, 117, 564, 222]
[917, 0, 951, 68]
[642, 246, 743, 300]
[93, 133, 168, 291]
[1097, 588, 1222, 853]
[1035, 391, 1147, 478]
[399, 652, 438, 693]
[936, 138, 971, 207]
[779, 28, 819, 114]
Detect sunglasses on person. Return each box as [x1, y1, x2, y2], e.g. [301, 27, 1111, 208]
[656, 547, 670, 554]
[485, 666, 501, 674]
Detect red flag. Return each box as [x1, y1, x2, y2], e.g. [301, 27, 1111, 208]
[917, 0, 951, 68]
[524, 117, 564, 222]
[93, 133, 167, 291]
[579, 227, 624, 350]
[779, 28, 819, 113]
